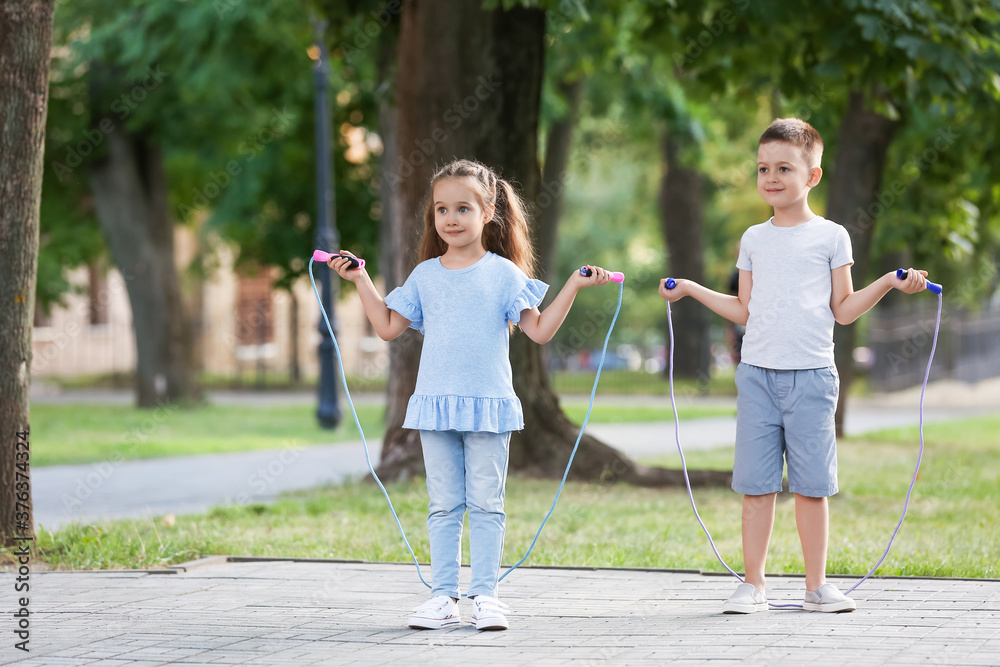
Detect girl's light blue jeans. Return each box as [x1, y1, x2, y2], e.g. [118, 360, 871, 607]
[419, 429, 511, 599]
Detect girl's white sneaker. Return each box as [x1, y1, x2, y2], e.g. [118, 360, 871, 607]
[471, 595, 509, 631]
[407, 596, 460, 629]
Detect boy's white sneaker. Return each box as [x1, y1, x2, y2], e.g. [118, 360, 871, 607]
[408, 596, 460, 629]
[803, 583, 856, 612]
[471, 595, 509, 631]
[722, 583, 769, 614]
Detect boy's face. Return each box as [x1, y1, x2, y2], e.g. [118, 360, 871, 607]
[756, 141, 821, 211]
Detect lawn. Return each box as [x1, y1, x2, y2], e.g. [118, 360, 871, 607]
[50, 369, 740, 397]
[29, 403, 387, 467]
[29, 401, 733, 467]
[25, 415, 999, 579]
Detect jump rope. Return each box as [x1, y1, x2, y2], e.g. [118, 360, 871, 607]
[312, 249, 942, 604]
[663, 270, 943, 607]
[310, 251, 625, 591]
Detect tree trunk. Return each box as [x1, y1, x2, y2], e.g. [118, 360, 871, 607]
[826, 91, 897, 435]
[660, 131, 710, 381]
[537, 76, 584, 284]
[379, 0, 730, 488]
[0, 0, 56, 545]
[88, 126, 200, 407]
[373, 14, 425, 479]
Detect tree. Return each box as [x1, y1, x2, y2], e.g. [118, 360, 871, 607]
[376, 0, 729, 488]
[43, 0, 382, 405]
[1, 0, 57, 545]
[646, 0, 1000, 433]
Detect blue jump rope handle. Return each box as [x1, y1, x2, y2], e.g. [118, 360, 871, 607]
[897, 269, 942, 295]
[664, 278, 676, 290]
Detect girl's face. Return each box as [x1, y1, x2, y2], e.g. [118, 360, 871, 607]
[433, 177, 494, 253]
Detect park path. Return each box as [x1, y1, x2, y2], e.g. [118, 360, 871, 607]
[2, 558, 998, 665]
[29, 382, 998, 532]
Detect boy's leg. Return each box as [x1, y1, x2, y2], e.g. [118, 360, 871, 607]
[783, 366, 838, 589]
[732, 363, 785, 594]
[463, 431, 511, 599]
[795, 493, 829, 591]
[742, 492, 777, 590]
[419, 430, 467, 600]
[784, 368, 854, 611]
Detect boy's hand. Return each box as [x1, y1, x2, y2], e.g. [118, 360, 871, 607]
[328, 251, 365, 282]
[659, 278, 687, 302]
[573, 266, 611, 288]
[890, 268, 928, 294]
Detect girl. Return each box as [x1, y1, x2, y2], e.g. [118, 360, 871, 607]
[329, 159, 610, 631]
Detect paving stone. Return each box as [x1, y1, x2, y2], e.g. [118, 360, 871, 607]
[1, 561, 998, 665]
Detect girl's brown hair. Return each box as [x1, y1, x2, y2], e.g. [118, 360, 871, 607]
[418, 159, 537, 278]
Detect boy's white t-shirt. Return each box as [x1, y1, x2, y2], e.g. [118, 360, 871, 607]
[736, 216, 854, 370]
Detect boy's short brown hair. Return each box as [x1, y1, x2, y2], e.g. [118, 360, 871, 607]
[759, 118, 824, 168]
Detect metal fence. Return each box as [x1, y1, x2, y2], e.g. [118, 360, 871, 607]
[867, 299, 1000, 392]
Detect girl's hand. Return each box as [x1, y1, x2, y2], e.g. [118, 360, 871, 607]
[659, 278, 688, 302]
[327, 251, 365, 282]
[890, 268, 928, 294]
[573, 266, 611, 288]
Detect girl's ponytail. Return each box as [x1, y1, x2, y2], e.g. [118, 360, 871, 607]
[486, 178, 536, 279]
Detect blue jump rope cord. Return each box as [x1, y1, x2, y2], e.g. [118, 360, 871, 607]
[665, 292, 943, 607]
[309, 258, 430, 587]
[500, 277, 624, 581]
[310, 258, 624, 590]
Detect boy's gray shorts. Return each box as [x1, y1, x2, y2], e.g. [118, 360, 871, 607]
[732, 363, 839, 498]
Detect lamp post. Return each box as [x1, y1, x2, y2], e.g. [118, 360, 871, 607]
[311, 19, 341, 429]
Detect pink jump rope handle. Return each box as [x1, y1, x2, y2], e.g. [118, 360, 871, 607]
[314, 249, 365, 270]
[897, 269, 942, 295]
[580, 266, 625, 283]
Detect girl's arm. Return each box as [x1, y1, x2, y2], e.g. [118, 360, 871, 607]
[658, 270, 752, 326]
[518, 266, 611, 344]
[329, 253, 412, 341]
[830, 264, 927, 325]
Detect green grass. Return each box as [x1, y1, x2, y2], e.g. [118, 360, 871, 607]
[49, 368, 738, 396]
[30, 401, 730, 467]
[43, 371, 384, 393]
[24, 415, 999, 578]
[46, 367, 876, 397]
[30, 403, 387, 467]
[560, 403, 734, 423]
[552, 369, 737, 396]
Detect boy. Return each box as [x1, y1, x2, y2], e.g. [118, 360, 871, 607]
[659, 118, 929, 613]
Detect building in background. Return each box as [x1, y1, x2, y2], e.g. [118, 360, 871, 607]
[31, 227, 387, 387]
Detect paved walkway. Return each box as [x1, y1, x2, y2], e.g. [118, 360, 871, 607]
[3, 558, 998, 665]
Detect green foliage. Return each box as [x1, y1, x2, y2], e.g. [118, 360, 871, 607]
[34, 0, 1000, 343]
[872, 102, 1000, 303]
[39, 0, 383, 305]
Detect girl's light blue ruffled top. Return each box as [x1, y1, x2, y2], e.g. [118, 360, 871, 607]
[384, 252, 547, 433]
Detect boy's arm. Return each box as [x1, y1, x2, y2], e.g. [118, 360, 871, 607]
[830, 264, 928, 325]
[519, 267, 611, 344]
[329, 254, 412, 340]
[658, 270, 752, 326]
